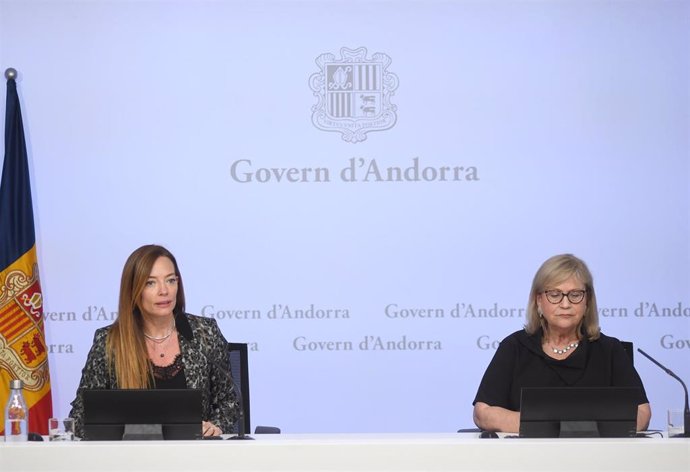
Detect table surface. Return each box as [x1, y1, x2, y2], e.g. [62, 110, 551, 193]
[1, 432, 689, 472]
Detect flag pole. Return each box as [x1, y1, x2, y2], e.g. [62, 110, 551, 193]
[1, 67, 54, 435]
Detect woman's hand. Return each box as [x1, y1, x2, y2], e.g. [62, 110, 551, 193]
[202, 421, 223, 437]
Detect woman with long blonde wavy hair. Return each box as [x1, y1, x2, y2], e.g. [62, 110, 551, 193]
[70, 245, 238, 438]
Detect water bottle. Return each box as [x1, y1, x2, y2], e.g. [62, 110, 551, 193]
[4, 379, 29, 442]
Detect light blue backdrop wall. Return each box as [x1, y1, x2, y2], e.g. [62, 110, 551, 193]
[1, 0, 688, 432]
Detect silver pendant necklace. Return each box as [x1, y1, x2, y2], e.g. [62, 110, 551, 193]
[145, 318, 176, 357]
[144, 318, 176, 343]
[149, 335, 173, 358]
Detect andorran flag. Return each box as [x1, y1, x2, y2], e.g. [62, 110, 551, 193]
[0, 72, 52, 435]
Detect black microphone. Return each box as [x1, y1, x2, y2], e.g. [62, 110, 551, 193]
[637, 348, 690, 437]
[203, 349, 254, 440]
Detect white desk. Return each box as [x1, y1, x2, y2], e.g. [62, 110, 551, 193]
[1, 433, 688, 472]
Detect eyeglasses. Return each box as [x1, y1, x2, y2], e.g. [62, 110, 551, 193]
[542, 289, 586, 304]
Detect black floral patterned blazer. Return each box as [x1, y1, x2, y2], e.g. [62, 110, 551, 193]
[69, 313, 239, 438]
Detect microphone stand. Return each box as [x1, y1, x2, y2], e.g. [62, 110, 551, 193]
[638, 348, 690, 437]
[227, 379, 253, 440]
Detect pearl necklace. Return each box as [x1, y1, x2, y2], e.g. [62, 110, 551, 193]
[551, 341, 579, 355]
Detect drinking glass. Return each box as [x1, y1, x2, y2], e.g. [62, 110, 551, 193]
[667, 409, 684, 438]
[48, 417, 75, 441]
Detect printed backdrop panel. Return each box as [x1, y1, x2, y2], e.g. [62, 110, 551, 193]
[0, 0, 688, 432]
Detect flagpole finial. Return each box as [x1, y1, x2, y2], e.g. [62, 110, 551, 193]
[5, 68, 18, 80]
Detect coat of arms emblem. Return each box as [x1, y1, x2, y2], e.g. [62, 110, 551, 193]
[0, 265, 49, 391]
[310, 47, 399, 143]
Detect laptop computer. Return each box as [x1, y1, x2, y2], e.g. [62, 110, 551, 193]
[82, 388, 202, 440]
[519, 386, 639, 438]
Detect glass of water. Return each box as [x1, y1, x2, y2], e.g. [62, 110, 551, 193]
[667, 410, 685, 438]
[48, 417, 75, 441]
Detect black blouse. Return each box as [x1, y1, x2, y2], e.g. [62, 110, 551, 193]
[473, 329, 649, 411]
[152, 354, 187, 389]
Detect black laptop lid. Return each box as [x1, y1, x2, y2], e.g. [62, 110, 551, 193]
[519, 387, 639, 438]
[82, 389, 202, 440]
